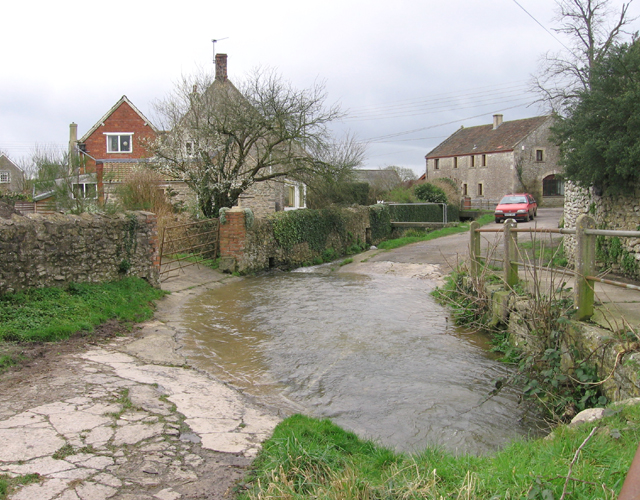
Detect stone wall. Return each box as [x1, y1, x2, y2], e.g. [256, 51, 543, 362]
[0, 211, 160, 294]
[564, 182, 640, 278]
[218, 206, 370, 274]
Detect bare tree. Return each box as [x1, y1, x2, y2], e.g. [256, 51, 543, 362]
[149, 68, 347, 218]
[532, 0, 636, 113]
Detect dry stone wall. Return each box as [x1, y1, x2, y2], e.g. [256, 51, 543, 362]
[0, 211, 159, 294]
[564, 182, 640, 278]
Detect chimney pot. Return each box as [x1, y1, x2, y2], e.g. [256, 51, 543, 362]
[215, 53, 228, 81]
[493, 114, 503, 130]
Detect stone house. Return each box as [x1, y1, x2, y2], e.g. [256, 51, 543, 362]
[0, 155, 25, 194]
[425, 114, 563, 207]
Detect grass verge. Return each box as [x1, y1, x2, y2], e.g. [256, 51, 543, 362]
[240, 408, 638, 499]
[377, 214, 494, 251]
[0, 277, 165, 343]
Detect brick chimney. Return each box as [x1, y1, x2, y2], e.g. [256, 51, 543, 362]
[493, 114, 503, 130]
[215, 53, 228, 81]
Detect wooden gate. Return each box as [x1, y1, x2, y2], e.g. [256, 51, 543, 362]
[159, 219, 219, 281]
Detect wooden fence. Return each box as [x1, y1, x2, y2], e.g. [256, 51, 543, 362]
[469, 214, 640, 321]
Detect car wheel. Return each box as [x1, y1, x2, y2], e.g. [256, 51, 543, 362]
[523, 214, 530, 222]
[495, 218, 501, 224]
[530, 210, 534, 219]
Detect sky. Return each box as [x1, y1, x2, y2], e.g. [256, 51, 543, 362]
[1, 0, 638, 177]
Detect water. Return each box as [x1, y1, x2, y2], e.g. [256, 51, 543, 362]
[179, 267, 541, 455]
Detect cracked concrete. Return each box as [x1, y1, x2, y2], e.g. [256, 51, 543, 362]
[0, 266, 281, 499]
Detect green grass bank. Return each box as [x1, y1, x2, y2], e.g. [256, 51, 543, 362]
[239, 408, 638, 499]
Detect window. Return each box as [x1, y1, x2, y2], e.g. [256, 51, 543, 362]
[453, 157, 458, 168]
[481, 154, 487, 167]
[0, 171, 9, 183]
[470, 156, 475, 167]
[434, 159, 439, 170]
[536, 149, 544, 162]
[106, 134, 133, 153]
[543, 175, 565, 196]
[185, 142, 193, 156]
[463, 183, 468, 196]
[73, 183, 97, 199]
[477, 183, 483, 196]
[285, 185, 296, 207]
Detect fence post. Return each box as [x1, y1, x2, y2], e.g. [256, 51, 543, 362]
[469, 221, 480, 278]
[504, 219, 518, 289]
[575, 214, 596, 320]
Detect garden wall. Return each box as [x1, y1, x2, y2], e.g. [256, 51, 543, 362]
[218, 206, 371, 274]
[564, 182, 640, 279]
[0, 211, 160, 295]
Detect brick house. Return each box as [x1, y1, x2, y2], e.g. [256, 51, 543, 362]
[425, 114, 563, 207]
[69, 96, 191, 205]
[70, 55, 306, 218]
[0, 155, 25, 194]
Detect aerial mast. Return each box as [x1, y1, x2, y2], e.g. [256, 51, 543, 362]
[212, 37, 229, 63]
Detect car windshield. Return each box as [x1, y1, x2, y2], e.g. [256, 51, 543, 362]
[500, 196, 527, 204]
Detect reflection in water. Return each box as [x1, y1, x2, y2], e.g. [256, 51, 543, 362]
[180, 269, 541, 454]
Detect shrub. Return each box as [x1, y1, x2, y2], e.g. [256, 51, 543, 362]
[414, 183, 448, 203]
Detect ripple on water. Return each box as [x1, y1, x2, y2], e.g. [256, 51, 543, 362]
[180, 270, 543, 454]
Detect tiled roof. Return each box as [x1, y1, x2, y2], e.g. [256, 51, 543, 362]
[100, 162, 178, 183]
[426, 116, 552, 158]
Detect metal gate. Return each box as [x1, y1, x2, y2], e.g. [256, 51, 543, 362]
[159, 219, 219, 281]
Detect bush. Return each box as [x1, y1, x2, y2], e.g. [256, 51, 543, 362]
[414, 183, 448, 203]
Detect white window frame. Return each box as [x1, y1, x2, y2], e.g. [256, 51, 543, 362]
[284, 181, 307, 210]
[72, 183, 98, 199]
[0, 171, 9, 183]
[105, 133, 134, 153]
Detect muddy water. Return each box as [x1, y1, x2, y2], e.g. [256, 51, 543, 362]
[180, 268, 541, 455]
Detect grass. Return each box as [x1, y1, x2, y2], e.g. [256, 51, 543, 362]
[519, 238, 568, 268]
[377, 214, 494, 250]
[0, 277, 165, 343]
[165, 252, 219, 269]
[0, 474, 41, 499]
[240, 406, 639, 499]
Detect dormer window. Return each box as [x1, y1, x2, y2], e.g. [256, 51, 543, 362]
[106, 133, 133, 153]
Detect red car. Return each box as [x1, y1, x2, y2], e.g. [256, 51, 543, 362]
[494, 193, 538, 223]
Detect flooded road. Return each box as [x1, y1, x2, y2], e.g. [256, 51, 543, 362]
[179, 266, 541, 455]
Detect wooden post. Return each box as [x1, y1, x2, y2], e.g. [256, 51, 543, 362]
[469, 221, 480, 278]
[504, 219, 518, 289]
[575, 214, 596, 320]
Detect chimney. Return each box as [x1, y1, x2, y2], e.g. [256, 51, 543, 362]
[69, 122, 78, 158]
[493, 114, 503, 130]
[215, 53, 228, 81]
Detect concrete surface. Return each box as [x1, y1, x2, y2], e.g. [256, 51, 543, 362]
[0, 264, 279, 500]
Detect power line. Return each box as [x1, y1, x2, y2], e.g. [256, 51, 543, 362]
[510, 0, 576, 55]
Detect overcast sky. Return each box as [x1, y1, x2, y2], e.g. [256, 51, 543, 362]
[2, 0, 638, 176]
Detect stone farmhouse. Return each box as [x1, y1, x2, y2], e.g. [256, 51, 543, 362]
[425, 114, 563, 207]
[67, 54, 306, 218]
[0, 155, 25, 194]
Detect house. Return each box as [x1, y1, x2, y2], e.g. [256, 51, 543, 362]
[68, 96, 190, 205]
[170, 53, 307, 218]
[0, 155, 25, 194]
[69, 54, 306, 218]
[425, 114, 563, 207]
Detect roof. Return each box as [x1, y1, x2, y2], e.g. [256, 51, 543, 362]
[79, 95, 159, 143]
[0, 154, 23, 172]
[426, 115, 552, 159]
[352, 169, 402, 187]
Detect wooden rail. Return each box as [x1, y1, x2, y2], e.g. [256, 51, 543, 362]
[470, 215, 640, 321]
